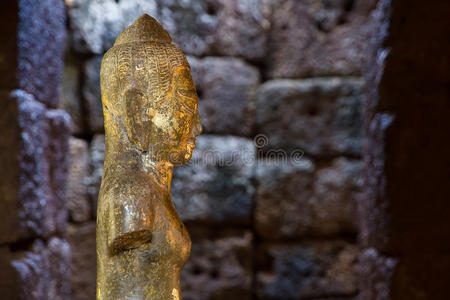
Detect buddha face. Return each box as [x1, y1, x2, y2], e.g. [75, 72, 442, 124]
[123, 65, 202, 166]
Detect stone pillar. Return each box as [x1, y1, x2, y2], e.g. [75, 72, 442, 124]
[0, 1, 71, 299]
[360, 0, 450, 298]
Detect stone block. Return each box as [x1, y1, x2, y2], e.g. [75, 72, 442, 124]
[67, 222, 96, 300]
[87, 134, 106, 217]
[159, 0, 269, 60]
[172, 135, 255, 225]
[0, 238, 71, 300]
[44, 109, 70, 236]
[255, 157, 362, 240]
[0, 0, 66, 107]
[182, 229, 253, 300]
[83, 56, 104, 133]
[359, 248, 450, 300]
[256, 241, 358, 299]
[265, 0, 376, 78]
[256, 78, 364, 157]
[68, 0, 269, 60]
[59, 54, 84, 135]
[0, 90, 69, 243]
[67, 138, 91, 222]
[67, 0, 158, 54]
[188, 56, 259, 136]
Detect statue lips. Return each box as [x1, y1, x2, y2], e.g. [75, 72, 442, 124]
[186, 137, 196, 145]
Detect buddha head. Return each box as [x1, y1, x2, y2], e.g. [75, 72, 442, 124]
[100, 14, 202, 166]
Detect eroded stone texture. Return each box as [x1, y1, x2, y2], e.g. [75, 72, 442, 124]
[67, 138, 90, 223]
[83, 56, 104, 133]
[188, 56, 259, 136]
[0, 238, 71, 300]
[59, 54, 83, 135]
[0, 90, 69, 243]
[0, 0, 66, 107]
[256, 78, 364, 157]
[255, 158, 361, 240]
[182, 229, 253, 300]
[256, 241, 358, 299]
[67, 0, 158, 54]
[265, 0, 377, 78]
[172, 135, 255, 224]
[67, 222, 96, 300]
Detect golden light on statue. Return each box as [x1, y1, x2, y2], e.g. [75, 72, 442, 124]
[96, 14, 202, 299]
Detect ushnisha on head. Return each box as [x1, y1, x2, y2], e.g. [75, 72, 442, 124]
[100, 14, 202, 166]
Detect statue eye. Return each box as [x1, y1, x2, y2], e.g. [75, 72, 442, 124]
[178, 89, 197, 98]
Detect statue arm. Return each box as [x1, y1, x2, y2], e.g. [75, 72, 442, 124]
[106, 194, 154, 254]
[109, 229, 152, 254]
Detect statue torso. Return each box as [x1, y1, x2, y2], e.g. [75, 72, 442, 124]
[97, 168, 191, 300]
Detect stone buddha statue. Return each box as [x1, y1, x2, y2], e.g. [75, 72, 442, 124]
[96, 14, 202, 300]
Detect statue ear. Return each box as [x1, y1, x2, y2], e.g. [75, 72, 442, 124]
[124, 88, 151, 152]
[172, 66, 194, 89]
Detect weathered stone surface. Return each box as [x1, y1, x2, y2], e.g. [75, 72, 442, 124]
[255, 157, 361, 240]
[67, 138, 90, 223]
[265, 0, 377, 78]
[0, 90, 69, 243]
[358, 248, 397, 300]
[67, 0, 269, 60]
[59, 54, 83, 135]
[87, 134, 105, 217]
[44, 109, 71, 236]
[188, 57, 259, 136]
[67, 0, 157, 54]
[182, 229, 253, 300]
[359, 248, 450, 300]
[362, 0, 450, 254]
[256, 78, 364, 157]
[83, 56, 104, 133]
[0, 238, 71, 300]
[172, 135, 255, 225]
[0, 0, 66, 107]
[67, 222, 96, 300]
[160, 0, 269, 60]
[157, 0, 216, 56]
[256, 241, 358, 299]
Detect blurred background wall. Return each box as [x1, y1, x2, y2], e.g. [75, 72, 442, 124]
[3, 1, 450, 299]
[0, 1, 71, 298]
[61, 0, 377, 299]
